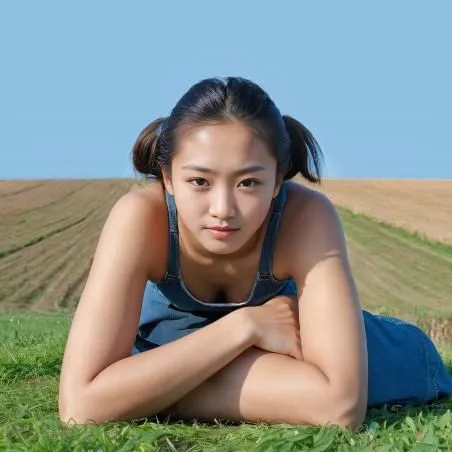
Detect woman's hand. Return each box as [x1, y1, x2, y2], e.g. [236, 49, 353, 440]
[242, 295, 303, 360]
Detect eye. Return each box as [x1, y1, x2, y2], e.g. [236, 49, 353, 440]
[238, 178, 260, 188]
[189, 177, 209, 187]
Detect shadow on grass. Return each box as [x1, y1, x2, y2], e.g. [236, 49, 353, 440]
[129, 395, 452, 434]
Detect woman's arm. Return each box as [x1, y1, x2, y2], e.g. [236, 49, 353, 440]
[58, 192, 256, 425]
[291, 190, 368, 426]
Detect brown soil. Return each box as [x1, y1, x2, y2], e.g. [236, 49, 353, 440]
[299, 178, 452, 246]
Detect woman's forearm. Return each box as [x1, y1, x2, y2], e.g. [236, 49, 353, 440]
[60, 310, 255, 425]
[164, 347, 364, 429]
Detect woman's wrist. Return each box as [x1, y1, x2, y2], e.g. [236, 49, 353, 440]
[227, 307, 260, 348]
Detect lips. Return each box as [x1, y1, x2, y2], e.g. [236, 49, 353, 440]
[207, 226, 239, 240]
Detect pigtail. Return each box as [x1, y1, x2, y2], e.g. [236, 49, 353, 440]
[282, 115, 324, 184]
[131, 117, 167, 179]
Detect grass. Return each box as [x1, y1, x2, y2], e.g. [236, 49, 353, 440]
[1, 312, 452, 451]
[337, 206, 452, 323]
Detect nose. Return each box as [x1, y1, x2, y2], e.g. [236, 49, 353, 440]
[209, 187, 236, 220]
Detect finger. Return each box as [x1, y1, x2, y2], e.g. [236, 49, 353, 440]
[291, 347, 303, 360]
[295, 334, 302, 359]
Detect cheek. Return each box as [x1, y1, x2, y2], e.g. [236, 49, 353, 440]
[242, 198, 273, 226]
[173, 190, 204, 223]
[173, 183, 196, 203]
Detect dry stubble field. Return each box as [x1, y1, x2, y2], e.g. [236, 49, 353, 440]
[0, 178, 451, 342]
[0, 179, 132, 312]
[304, 178, 452, 246]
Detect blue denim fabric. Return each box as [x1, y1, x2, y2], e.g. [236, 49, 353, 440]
[132, 182, 452, 407]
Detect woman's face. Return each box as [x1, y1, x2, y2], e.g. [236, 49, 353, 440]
[162, 121, 281, 256]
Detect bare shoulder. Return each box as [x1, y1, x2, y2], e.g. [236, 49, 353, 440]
[275, 181, 344, 279]
[102, 181, 169, 281]
[284, 180, 338, 227]
[126, 180, 166, 210]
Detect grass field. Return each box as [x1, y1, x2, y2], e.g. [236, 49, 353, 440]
[1, 179, 452, 449]
[1, 313, 451, 450]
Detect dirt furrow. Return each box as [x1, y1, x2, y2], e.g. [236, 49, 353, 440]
[0, 179, 130, 248]
[0, 181, 47, 199]
[0, 218, 96, 305]
[30, 219, 104, 311]
[0, 210, 94, 278]
[0, 181, 130, 310]
[3, 181, 93, 218]
[56, 262, 92, 310]
[0, 213, 91, 259]
[0, 192, 110, 288]
[0, 180, 87, 213]
[7, 258, 73, 310]
[1, 190, 102, 248]
[0, 182, 124, 278]
[304, 178, 452, 246]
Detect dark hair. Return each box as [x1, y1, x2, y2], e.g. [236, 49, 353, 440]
[132, 77, 323, 184]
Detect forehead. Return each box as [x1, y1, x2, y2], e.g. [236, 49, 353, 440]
[173, 122, 275, 169]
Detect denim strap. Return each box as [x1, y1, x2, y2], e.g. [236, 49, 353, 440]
[164, 190, 180, 278]
[257, 182, 287, 278]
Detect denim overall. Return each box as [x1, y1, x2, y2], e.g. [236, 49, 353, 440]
[132, 182, 452, 407]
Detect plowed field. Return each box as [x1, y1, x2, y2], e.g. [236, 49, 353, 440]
[1, 178, 451, 343]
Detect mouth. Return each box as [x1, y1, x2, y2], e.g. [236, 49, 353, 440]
[206, 226, 239, 239]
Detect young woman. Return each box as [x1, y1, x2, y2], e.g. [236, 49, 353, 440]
[58, 77, 452, 429]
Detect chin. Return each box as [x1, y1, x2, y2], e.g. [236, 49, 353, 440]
[200, 234, 245, 256]
[203, 240, 238, 255]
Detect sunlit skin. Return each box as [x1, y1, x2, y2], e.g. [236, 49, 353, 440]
[162, 121, 282, 265]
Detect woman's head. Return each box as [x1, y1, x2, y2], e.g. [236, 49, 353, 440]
[132, 76, 323, 184]
[131, 77, 324, 255]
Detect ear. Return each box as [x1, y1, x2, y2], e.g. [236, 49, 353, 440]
[161, 167, 174, 195]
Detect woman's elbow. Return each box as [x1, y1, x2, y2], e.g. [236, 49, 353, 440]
[58, 385, 97, 426]
[313, 406, 365, 431]
[59, 397, 88, 426]
[59, 410, 90, 427]
[328, 408, 366, 431]
[59, 402, 105, 426]
[326, 389, 367, 430]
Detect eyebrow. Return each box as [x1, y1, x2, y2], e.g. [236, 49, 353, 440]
[181, 164, 266, 176]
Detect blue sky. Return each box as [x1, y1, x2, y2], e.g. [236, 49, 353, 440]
[1, 1, 451, 180]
